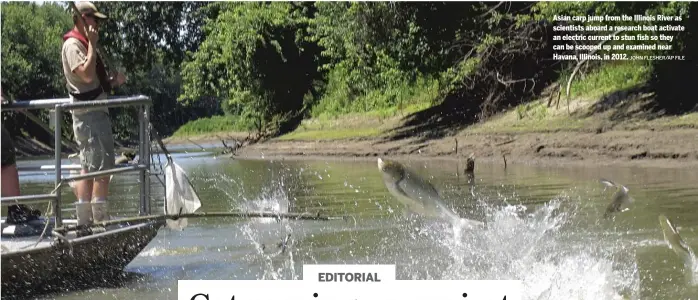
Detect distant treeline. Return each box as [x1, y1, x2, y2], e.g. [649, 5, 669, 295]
[1, 2, 696, 146]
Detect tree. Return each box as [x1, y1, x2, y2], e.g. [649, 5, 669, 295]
[180, 2, 322, 137]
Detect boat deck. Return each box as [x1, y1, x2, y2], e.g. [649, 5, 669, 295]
[1, 218, 165, 298]
[1, 95, 169, 298]
[1, 217, 76, 252]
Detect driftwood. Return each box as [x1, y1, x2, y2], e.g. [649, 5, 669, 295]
[219, 132, 265, 157]
[545, 82, 562, 109]
[186, 138, 206, 151]
[494, 138, 516, 147]
[54, 211, 347, 235]
[220, 139, 240, 155]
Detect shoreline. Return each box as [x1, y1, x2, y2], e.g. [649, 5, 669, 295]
[13, 125, 698, 170]
[164, 127, 698, 169]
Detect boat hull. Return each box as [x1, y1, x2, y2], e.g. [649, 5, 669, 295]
[1, 220, 164, 299]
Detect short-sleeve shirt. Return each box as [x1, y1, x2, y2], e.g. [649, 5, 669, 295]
[61, 37, 107, 115]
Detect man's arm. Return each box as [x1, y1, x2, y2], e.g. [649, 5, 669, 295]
[70, 41, 98, 84]
[68, 25, 99, 85]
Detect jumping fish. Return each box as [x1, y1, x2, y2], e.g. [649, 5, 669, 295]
[658, 214, 696, 271]
[464, 153, 476, 196]
[465, 153, 475, 174]
[377, 158, 484, 229]
[599, 179, 634, 219]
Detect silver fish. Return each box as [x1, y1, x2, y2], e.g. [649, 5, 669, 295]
[465, 153, 475, 174]
[377, 158, 484, 228]
[599, 179, 634, 219]
[658, 214, 696, 270]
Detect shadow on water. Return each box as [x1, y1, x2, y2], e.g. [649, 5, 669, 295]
[7, 153, 698, 299]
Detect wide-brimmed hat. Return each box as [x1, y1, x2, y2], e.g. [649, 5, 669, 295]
[75, 1, 108, 19]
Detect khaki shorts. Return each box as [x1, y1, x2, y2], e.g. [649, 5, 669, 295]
[72, 110, 115, 172]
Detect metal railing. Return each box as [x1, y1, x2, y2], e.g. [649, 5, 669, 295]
[1, 95, 153, 228]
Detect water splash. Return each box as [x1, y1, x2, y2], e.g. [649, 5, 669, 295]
[240, 184, 290, 224]
[139, 246, 203, 257]
[678, 247, 698, 287]
[185, 161, 651, 299]
[391, 196, 640, 300]
[232, 173, 299, 280]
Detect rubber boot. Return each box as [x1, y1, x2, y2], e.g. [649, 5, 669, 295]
[75, 202, 93, 226]
[92, 201, 109, 222]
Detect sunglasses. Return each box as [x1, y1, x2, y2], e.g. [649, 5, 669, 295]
[82, 13, 103, 24]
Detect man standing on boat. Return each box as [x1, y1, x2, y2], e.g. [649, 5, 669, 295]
[1, 90, 41, 224]
[1, 91, 20, 199]
[61, 1, 126, 225]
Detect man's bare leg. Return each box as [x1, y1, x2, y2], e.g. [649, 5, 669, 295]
[76, 169, 94, 201]
[75, 169, 94, 225]
[92, 175, 110, 221]
[1, 125, 20, 197]
[92, 176, 109, 199]
[1, 164, 20, 197]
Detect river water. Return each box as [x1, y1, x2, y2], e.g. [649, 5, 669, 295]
[13, 150, 698, 299]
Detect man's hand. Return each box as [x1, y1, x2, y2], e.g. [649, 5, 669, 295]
[111, 72, 127, 88]
[86, 24, 99, 45]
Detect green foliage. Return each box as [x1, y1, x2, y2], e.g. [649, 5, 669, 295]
[1, 2, 73, 143]
[98, 1, 209, 71]
[310, 72, 439, 118]
[304, 2, 477, 118]
[171, 115, 252, 137]
[309, 2, 423, 85]
[96, 1, 215, 139]
[2, 1, 696, 148]
[1, 2, 71, 100]
[180, 2, 321, 136]
[1, 1, 217, 144]
[568, 60, 651, 99]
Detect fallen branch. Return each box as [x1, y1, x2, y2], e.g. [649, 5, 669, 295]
[545, 83, 561, 108]
[220, 139, 236, 154]
[495, 139, 515, 146]
[496, 71, 536, 93]
[186, 138, 206, 151]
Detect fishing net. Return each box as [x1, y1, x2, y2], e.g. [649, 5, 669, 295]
[149, 123, 202, 230]
[163, 159, 202, 230]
